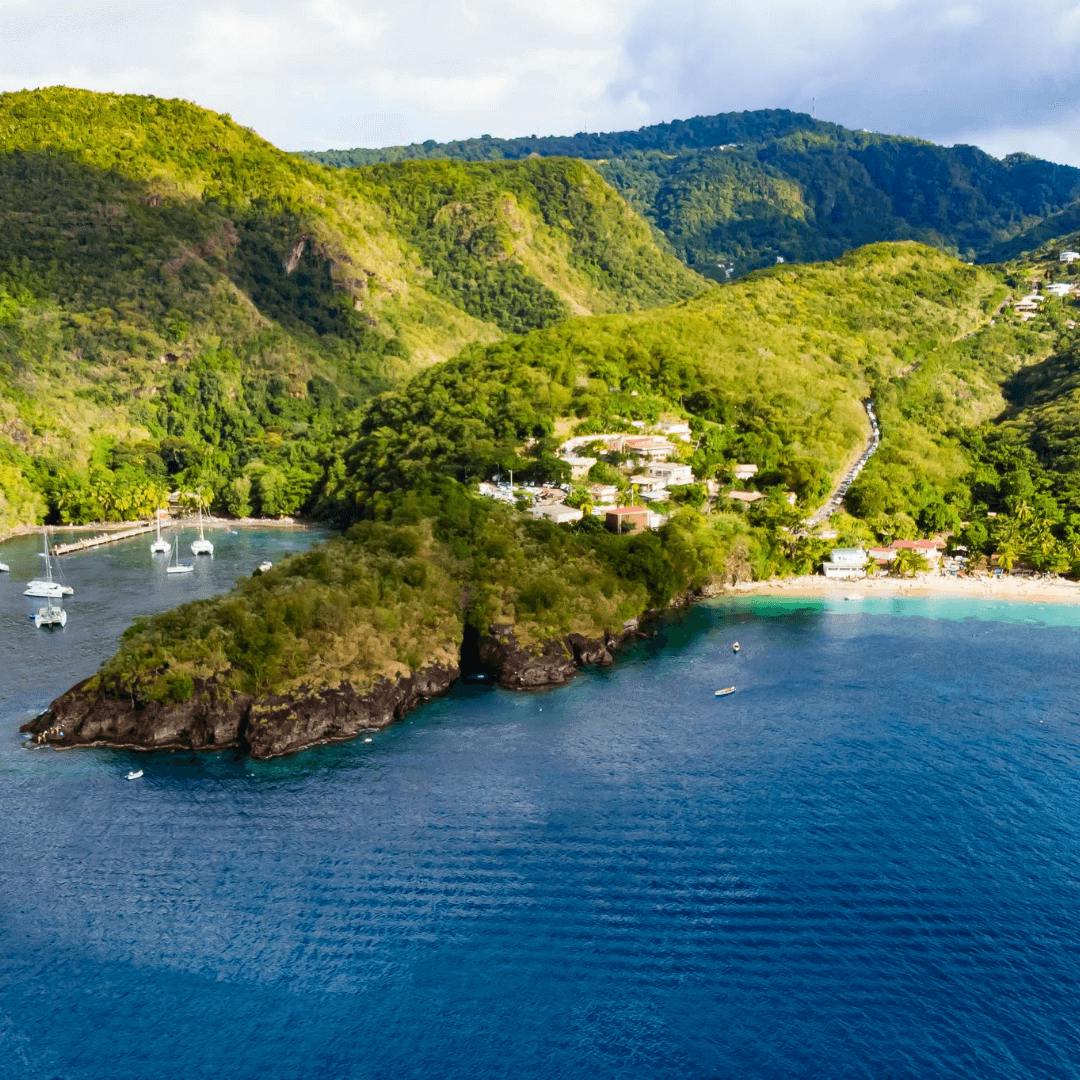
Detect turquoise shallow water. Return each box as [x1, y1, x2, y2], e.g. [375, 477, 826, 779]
[1, 552, 1080, 1079]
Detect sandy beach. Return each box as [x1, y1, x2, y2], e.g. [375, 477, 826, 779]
[723, 572, 1080, 606]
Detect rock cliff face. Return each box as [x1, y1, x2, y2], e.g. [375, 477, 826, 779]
[22, 624, 636, 759]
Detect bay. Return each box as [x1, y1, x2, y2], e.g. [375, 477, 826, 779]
[2, 553, 1079, 1078]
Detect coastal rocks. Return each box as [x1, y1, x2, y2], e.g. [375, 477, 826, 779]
[22, 662, 460, 761]
[21, 678, 252, 753]
[478, 625, 621, 689]
[243, 662, 459, 759]
[25, 624, 633, 760]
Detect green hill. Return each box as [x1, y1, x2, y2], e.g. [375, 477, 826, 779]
[81, 245, 1015, 716]
[0, 87, 701, 533]
[306, 110, 1080, 278]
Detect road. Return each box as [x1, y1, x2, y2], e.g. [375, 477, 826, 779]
[804, 399, 880, 529]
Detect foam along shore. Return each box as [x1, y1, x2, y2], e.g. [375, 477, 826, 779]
[723, 572, 1080, 606]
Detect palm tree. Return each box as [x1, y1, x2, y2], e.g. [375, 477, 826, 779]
[891, 549, 929, 578]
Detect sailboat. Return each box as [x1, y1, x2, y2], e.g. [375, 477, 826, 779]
[25, 528, 74, 597]
[190, 507, 214, 556]
[150, 509, 170, 554]
[166, 535, 194, 575]
[34, 596, 67, 629]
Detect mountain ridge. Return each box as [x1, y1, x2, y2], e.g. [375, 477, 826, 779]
[305, 109, 1080, 277]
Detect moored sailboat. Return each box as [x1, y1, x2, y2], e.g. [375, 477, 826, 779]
[25, 528, 74, 597]
[190, 507, 214, 556]
[150, 509, 170, 554]
[166, 535, 194, 575]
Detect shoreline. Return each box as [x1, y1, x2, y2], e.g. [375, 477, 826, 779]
[0, 515, 323, 545]
[720, 572, 1080, 607]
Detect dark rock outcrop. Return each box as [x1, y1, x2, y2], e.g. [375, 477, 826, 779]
[24, 620, 640, 759]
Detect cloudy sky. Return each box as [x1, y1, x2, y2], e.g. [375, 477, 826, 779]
[3, 0, 1080, 161]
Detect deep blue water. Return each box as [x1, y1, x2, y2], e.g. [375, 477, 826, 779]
[2, 544, 1080, 1079]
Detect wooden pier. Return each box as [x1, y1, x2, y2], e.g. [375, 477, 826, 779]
[53, 522, 156, 556]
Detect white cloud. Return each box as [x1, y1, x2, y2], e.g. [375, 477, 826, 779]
[0, 0, 1079, 162]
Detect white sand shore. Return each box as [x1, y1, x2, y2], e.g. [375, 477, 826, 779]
[722, 573, 1080, 606]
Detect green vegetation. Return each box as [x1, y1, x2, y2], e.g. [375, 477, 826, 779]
[329, 244, 1003, 517]
[92, 241, 1010, 705]
[95, 482, 773, 704]
[309, 109, 1080, 279]
[0, 87, 701, 534]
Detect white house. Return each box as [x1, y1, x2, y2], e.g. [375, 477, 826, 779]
[657, 420, 693, 441]
[1061, 250, 1080, 263]
[622, 435, 675, 460]
[733, 463, 759, 481]
[822, 547, 868, 579]
[1046, 282, 1074, 297]
[629, 473, 668, 495]
[530, 504, 583, 525]
[645, 461, 694, 486]
[588, 483, 619, 505]
[560, 454, 596, 480]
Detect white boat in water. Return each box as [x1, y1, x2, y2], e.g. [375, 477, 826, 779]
[0, 561, 9, 572]
[166, 535, 194, 575]
[257, 560, 273, 573]
[715, 686, 736, 697]
[25, 528, 73, 597]
[190, 508, 214, 556]
[34, 598, 67, 629]
[150, 509, 170, 554]
[126, 769, 143, 781]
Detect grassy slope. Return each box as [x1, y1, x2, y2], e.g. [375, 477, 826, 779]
[94, 243, 1011, 709]
[0, 88, 702, 532]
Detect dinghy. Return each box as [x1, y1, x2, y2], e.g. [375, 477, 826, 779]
[715, 686, 736, 697]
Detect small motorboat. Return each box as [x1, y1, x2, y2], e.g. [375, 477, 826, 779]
[844, 594, 862, 601]
[0, 561, 9, 573]
[732, 641, 741, 653]
[257, 560, 273, 574]
[715, 686, 736, 697]
[126, 769, 144, 781]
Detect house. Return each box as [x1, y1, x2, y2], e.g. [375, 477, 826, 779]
[621, 435, 675, 459]
[727, 489, 765, 504]
[892, 538, 944, 563]
[588, 483, 619, 505]
[657, 420, 693, 441]
[1046, 282, 1074, 297]
[530, 504, 583, 525]
[605, 506, 651, 534]
[1060, 250, 1080, 263]
[822, 548, 868, 579]
[733, 463, 759, 481]
[645, 461, 694, 486]
[560, 454, 596, 480]
[629, 473, 667, 494]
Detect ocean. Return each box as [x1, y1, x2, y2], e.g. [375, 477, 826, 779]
[1, 536, 1079, 1078]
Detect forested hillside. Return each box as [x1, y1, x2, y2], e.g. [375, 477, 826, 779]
[0, 88, 700, 533]
[307, 110, 1080, 278]
[75, 242, 1022, 729]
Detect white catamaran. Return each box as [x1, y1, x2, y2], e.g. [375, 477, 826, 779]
[190, 507, 214, 556]
[25, 528, 74, 598]
[34, 596, 67, 629]
[150, 509, 170, 554]
[167, 535, 195, 575]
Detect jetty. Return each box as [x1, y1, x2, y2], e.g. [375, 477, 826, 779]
[53, 522, 156, 556]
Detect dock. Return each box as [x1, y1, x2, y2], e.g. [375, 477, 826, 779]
[53, 522, 156, 556]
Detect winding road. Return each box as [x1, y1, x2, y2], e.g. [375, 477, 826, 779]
[805, 399, 880, 529]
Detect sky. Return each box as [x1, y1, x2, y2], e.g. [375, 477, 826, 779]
[2, 0, 1080, 162]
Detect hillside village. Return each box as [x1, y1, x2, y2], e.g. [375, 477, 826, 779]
[477, 418, 788, 535]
